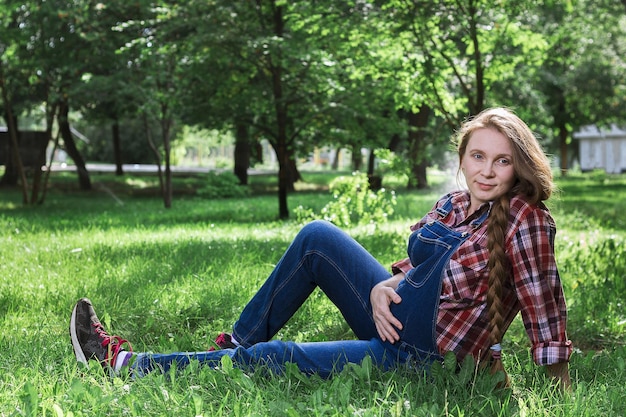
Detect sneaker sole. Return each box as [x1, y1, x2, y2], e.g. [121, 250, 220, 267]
[70, 302, 89, 366]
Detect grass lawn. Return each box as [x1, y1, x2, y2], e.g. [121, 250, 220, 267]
[0, 169, 625, 416]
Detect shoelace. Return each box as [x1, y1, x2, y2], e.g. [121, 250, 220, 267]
[208, 333, 235, 351]
[92, 322, 133, 368]
[215, 333, 230, 346]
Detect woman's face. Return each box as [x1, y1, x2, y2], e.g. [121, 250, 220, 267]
[461, 127, 517, 210]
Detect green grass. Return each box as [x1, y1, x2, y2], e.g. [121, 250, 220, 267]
[0, 170, 625, 416]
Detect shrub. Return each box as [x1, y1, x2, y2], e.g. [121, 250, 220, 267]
[294, 172, 396, 228]
[196, 172, 249, 199]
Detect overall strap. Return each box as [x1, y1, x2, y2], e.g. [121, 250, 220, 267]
[470, 205, 491, 228]
[436, 195, 491, 228]
[435, 196, 455, 218]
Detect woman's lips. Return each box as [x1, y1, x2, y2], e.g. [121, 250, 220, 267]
[477, 182, 495, 191]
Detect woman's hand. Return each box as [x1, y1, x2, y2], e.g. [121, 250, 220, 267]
[370, 273, 404, 343]
[546, 362, 572, 392]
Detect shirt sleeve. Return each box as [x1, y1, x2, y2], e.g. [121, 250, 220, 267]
[391, 257, 413, 275]
[509, 207, 573, 366]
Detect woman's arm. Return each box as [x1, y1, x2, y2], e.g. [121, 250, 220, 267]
[370, 272, 405, 343]
[509, 205, 573, 379]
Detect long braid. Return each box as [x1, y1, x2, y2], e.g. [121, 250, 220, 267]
[486, 193, 511, 387]
[456, 107, 557, 388]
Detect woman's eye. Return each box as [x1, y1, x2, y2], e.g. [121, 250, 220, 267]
[496, 158, 510, 166]
[472, 153, 483, 160]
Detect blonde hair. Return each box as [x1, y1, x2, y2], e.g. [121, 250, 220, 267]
[456, 107, 555, 385]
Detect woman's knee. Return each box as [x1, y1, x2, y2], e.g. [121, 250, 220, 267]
[297, 220, 340, 244]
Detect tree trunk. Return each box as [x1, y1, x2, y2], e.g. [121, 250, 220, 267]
[161, 114, 173, 209]
[558, 123, 568, 176]
[285, 151, 301, 192]
[270, 3, 290, 219]
[144, 113, 165, 197]
[0, 142, 19, 186]
[388, 133, 402, 153]
[276, 142, 290, 219]
[0, 62, 26, 195]
[39, 130, 60, 205]
[254, 140, 263, 165]
[4, 118, 29, 201]
[554, 91, 569, 176]
[58, 100, 91, 190]
[331, 147, 341, 170]
[37, 103, 58, 204]
[0, 112, 22, 189]
[367, 148, 382, 190]
[234, 122, 250, 185]
[407, 105, 431, 189]
[29, 130, 48, 204]
[351, 144, 362, 171]
[112, 119, 124, 176]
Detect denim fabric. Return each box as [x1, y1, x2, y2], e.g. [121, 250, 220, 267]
[391, 202, 488, 356]
[133, 339, 404, 378]
[132, 200, 488, 377]
[232, 220, 391, 345]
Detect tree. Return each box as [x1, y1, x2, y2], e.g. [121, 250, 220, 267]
[72, 1, 146, 177]
[3, 0, 103, 195]
[0, 0, 30, 200]
[175, 1, 363, 218]
[114, 1, 196, 208]
[532, 0, 626, 174]
[339, 0, 553, 187]
[0, 60, 30, 202]
[1, 0, 96, 199]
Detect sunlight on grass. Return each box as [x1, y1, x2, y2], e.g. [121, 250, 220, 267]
[0, 171, 625, 416]
[124, 177, 156, 188]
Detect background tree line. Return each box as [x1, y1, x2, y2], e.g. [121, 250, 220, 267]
[1, 0, 625, 218]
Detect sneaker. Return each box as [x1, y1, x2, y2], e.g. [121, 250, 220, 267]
[70, 298, 132, 369]
[208, 332, 237, 351]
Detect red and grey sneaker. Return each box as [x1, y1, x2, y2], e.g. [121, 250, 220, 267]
[70, 298, 132, 369]
[208, 332, 237, 351]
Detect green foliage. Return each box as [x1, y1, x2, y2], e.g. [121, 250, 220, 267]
[2, 0, 626, 216]
[559, 236, 626, 348]
[80, 118, 171, 164]
[196, 172, 249, 199]
[374, 148, 406, 177]
[0, 171, 625, 416]
[429, 352, 510, 406]
[294, 172, 396, 228]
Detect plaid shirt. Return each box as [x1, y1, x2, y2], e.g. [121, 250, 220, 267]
[391, 191, 573, 366]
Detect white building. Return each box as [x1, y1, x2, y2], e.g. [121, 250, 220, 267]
[573, 125, 626, 174]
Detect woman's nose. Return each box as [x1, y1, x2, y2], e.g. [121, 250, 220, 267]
[481, 162, 495, 177]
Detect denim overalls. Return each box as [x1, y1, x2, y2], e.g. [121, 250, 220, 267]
[390, 197, 489, 359]
[132, 197, 490, 377]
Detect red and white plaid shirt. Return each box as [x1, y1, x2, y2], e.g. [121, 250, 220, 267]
[391, 191, 573, 366]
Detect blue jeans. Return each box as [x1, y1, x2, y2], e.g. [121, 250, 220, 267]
[132, 216, 470, 377]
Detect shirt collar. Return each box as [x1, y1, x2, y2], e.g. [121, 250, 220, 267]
[452, 191, 492, 223]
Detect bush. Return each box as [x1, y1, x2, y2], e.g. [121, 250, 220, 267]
[294, 172, 396, 228]
[196, 172, 249, 199]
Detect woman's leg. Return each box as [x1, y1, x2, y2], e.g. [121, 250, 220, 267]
[232, 220, 392, 347]
[70, 297, 410, 379]
[133, 338, 408, 378]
